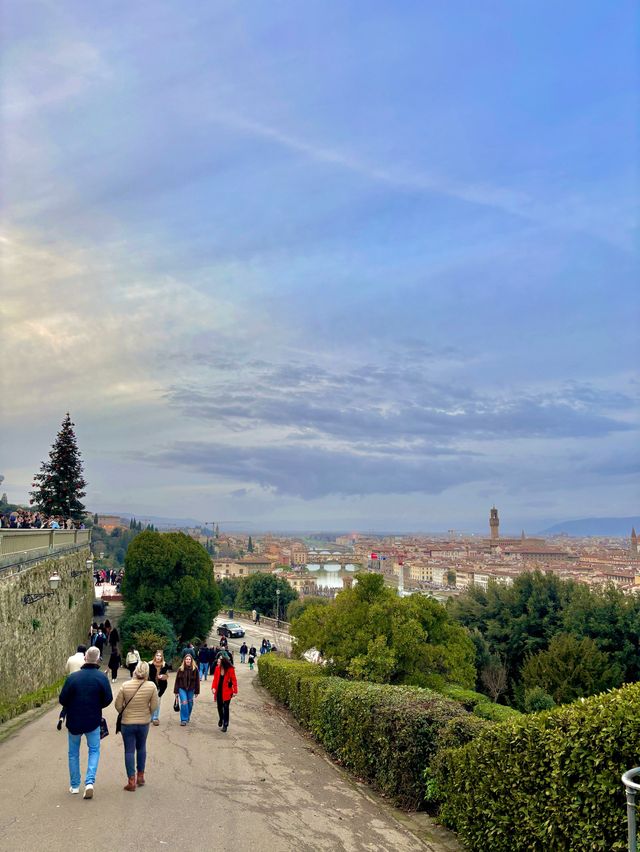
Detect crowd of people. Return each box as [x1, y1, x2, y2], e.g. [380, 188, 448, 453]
[94, 568, 123, 588]
[0, 510, 85, 529]
[56, 622, 280, 798]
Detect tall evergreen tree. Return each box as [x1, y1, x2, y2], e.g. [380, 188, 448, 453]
[30, 413, 87, 520]
[248, 535, 254, 553]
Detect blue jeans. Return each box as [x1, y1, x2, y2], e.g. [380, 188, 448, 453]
[151, 694, 161, 721]
[121, 723, 149, 777]
[68, 726, 101, 788]
[240, 652, 246, 663]
[199, 662, 208, 680]
[178, 688, 194, 723]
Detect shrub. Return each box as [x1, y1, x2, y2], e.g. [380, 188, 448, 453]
[258, 654, 468, 808]
[436, 682, 640, 851]
[524, 686, 556, 713]
[118, 611, 177, 660]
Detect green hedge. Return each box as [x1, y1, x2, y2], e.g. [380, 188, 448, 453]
[258, 654, 469, 808]
[439, 684, 521, 721]
[436, 682, 640, 851]
[0, 677, 65, 725]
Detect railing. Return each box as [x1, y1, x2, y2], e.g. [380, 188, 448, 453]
[623, 768, 640, 851]
[0, 528, 91, 557]
[219, 609, 291, 634]
[0, 529, 92, 574]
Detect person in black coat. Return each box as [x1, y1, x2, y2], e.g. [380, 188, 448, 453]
[148, 649, 170, 725]
[59, 646, 113, 798]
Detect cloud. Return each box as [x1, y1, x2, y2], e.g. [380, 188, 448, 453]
[165, 356, 636, 445]
[137, 440, 487, 500]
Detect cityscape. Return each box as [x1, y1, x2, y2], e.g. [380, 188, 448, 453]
[1, 1, 638, 851]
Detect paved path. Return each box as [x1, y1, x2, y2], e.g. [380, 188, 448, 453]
[0, 619, 461, 852]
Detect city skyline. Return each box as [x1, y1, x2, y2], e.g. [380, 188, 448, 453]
[2, 2, 638, 531]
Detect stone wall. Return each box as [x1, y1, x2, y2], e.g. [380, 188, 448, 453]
[0, 548, 93, 704]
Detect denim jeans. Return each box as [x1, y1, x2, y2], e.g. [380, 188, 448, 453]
[178, 688, 194, 723]
[121, 723, 150, 777]
[68, 726, 101, 788]
[240, 653, 246, 663]
[151, 693, 161, 721]
[199, 662, 208, 681]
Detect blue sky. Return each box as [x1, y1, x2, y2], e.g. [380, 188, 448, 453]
[2, 1, 638, 532]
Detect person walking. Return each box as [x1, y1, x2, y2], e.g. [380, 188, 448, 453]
[66, 644, 87, 674]
[58, 646, 113, 799]
[125, 647, 141, 677]
[239, 641, 248, 664]
[106, 646, 121, 682]
[198, 643, 210, 681]
[148, 649, 169, 725]
[174, 652, 199, 726]
[114, 661, 158, 791]
[251, 609, 257, 624]
[211, 655, 238, 733]
[248, 647, 257, 671]
[260, 638, 268, 655]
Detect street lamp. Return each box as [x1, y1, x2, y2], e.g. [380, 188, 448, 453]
[23, 572, 61, 605]
[275, 588, 281, 627]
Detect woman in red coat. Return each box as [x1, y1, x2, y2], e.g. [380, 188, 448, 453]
[211, 655, 238, 733]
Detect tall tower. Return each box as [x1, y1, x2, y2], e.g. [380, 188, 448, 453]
[632, 527, 638, 558]
[490, 506, 500, 540]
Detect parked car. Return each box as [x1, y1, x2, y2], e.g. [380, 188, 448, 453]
[217, 621, 245, 638]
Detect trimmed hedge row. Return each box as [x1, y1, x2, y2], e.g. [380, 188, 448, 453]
[439, 684, 522, 722]
[436, 682, 640, 851]
[258, 654, 469, 808]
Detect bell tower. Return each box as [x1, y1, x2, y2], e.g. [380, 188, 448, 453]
[631, 527, 638, 559]
[490, 506, 499, 540]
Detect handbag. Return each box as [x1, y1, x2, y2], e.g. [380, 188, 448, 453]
[116, 681, 144, 735]
[173, 695, 180, 713]
[99, 717, 109, 739]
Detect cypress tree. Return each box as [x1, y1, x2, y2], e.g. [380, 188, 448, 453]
[30, 413, 87, 520]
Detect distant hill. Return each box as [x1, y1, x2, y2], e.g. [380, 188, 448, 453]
[102, 512, 205, 530]
[540, 517, 640, 537]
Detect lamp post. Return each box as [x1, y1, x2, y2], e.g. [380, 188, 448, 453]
[275, 588, 281, 627]
[23, 572, 61, 605]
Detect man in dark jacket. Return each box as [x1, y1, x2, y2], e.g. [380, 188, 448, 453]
[59, 646, 112, 798]
[198, 644, 210, 681]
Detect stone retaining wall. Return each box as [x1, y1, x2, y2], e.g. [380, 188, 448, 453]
[0, 548, 93, 704]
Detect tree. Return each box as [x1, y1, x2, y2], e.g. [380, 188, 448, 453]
[521, 633, 620, 705]
[235, 573, 297, 616]
[247, 535, 254, 553]
[118, 611, 178, 659]
[217, 577, 241, 607]
[30, 413, 87, 520]
[480, 657, 508, 702]
[122, 531, 221, 641]
[286, 595, 330, 622]
[291, 573, 476, 689]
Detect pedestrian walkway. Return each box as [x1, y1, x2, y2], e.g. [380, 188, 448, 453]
[0, 626, 461, 852]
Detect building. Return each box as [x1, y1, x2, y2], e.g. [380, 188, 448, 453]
[490, 506, 500, 540]
[96, 514, 127, 531]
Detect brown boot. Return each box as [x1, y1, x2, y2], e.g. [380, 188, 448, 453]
[136, 771, 145, 787]
[123, 776, 136, 792]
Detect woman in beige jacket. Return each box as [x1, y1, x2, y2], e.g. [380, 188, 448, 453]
[114, 660, 158, 791]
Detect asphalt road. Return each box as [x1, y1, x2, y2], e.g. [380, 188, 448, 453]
[0, 617, 459, 852]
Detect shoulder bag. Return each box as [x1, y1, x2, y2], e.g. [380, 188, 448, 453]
[116, 680, 144, 735]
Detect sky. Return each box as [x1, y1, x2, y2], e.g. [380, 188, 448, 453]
[1, 1, 638, 533]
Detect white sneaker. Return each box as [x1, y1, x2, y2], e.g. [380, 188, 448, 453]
[69, 787, 80, 794]
[83, 784, 94, 799]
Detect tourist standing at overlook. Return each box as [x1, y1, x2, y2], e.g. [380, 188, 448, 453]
[147, 649, 169, 725]
[211, 655, 238, 733]
[174, 652, 199, 726]
[114, 661, 158, 791]
[58, 646, 113, 799]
